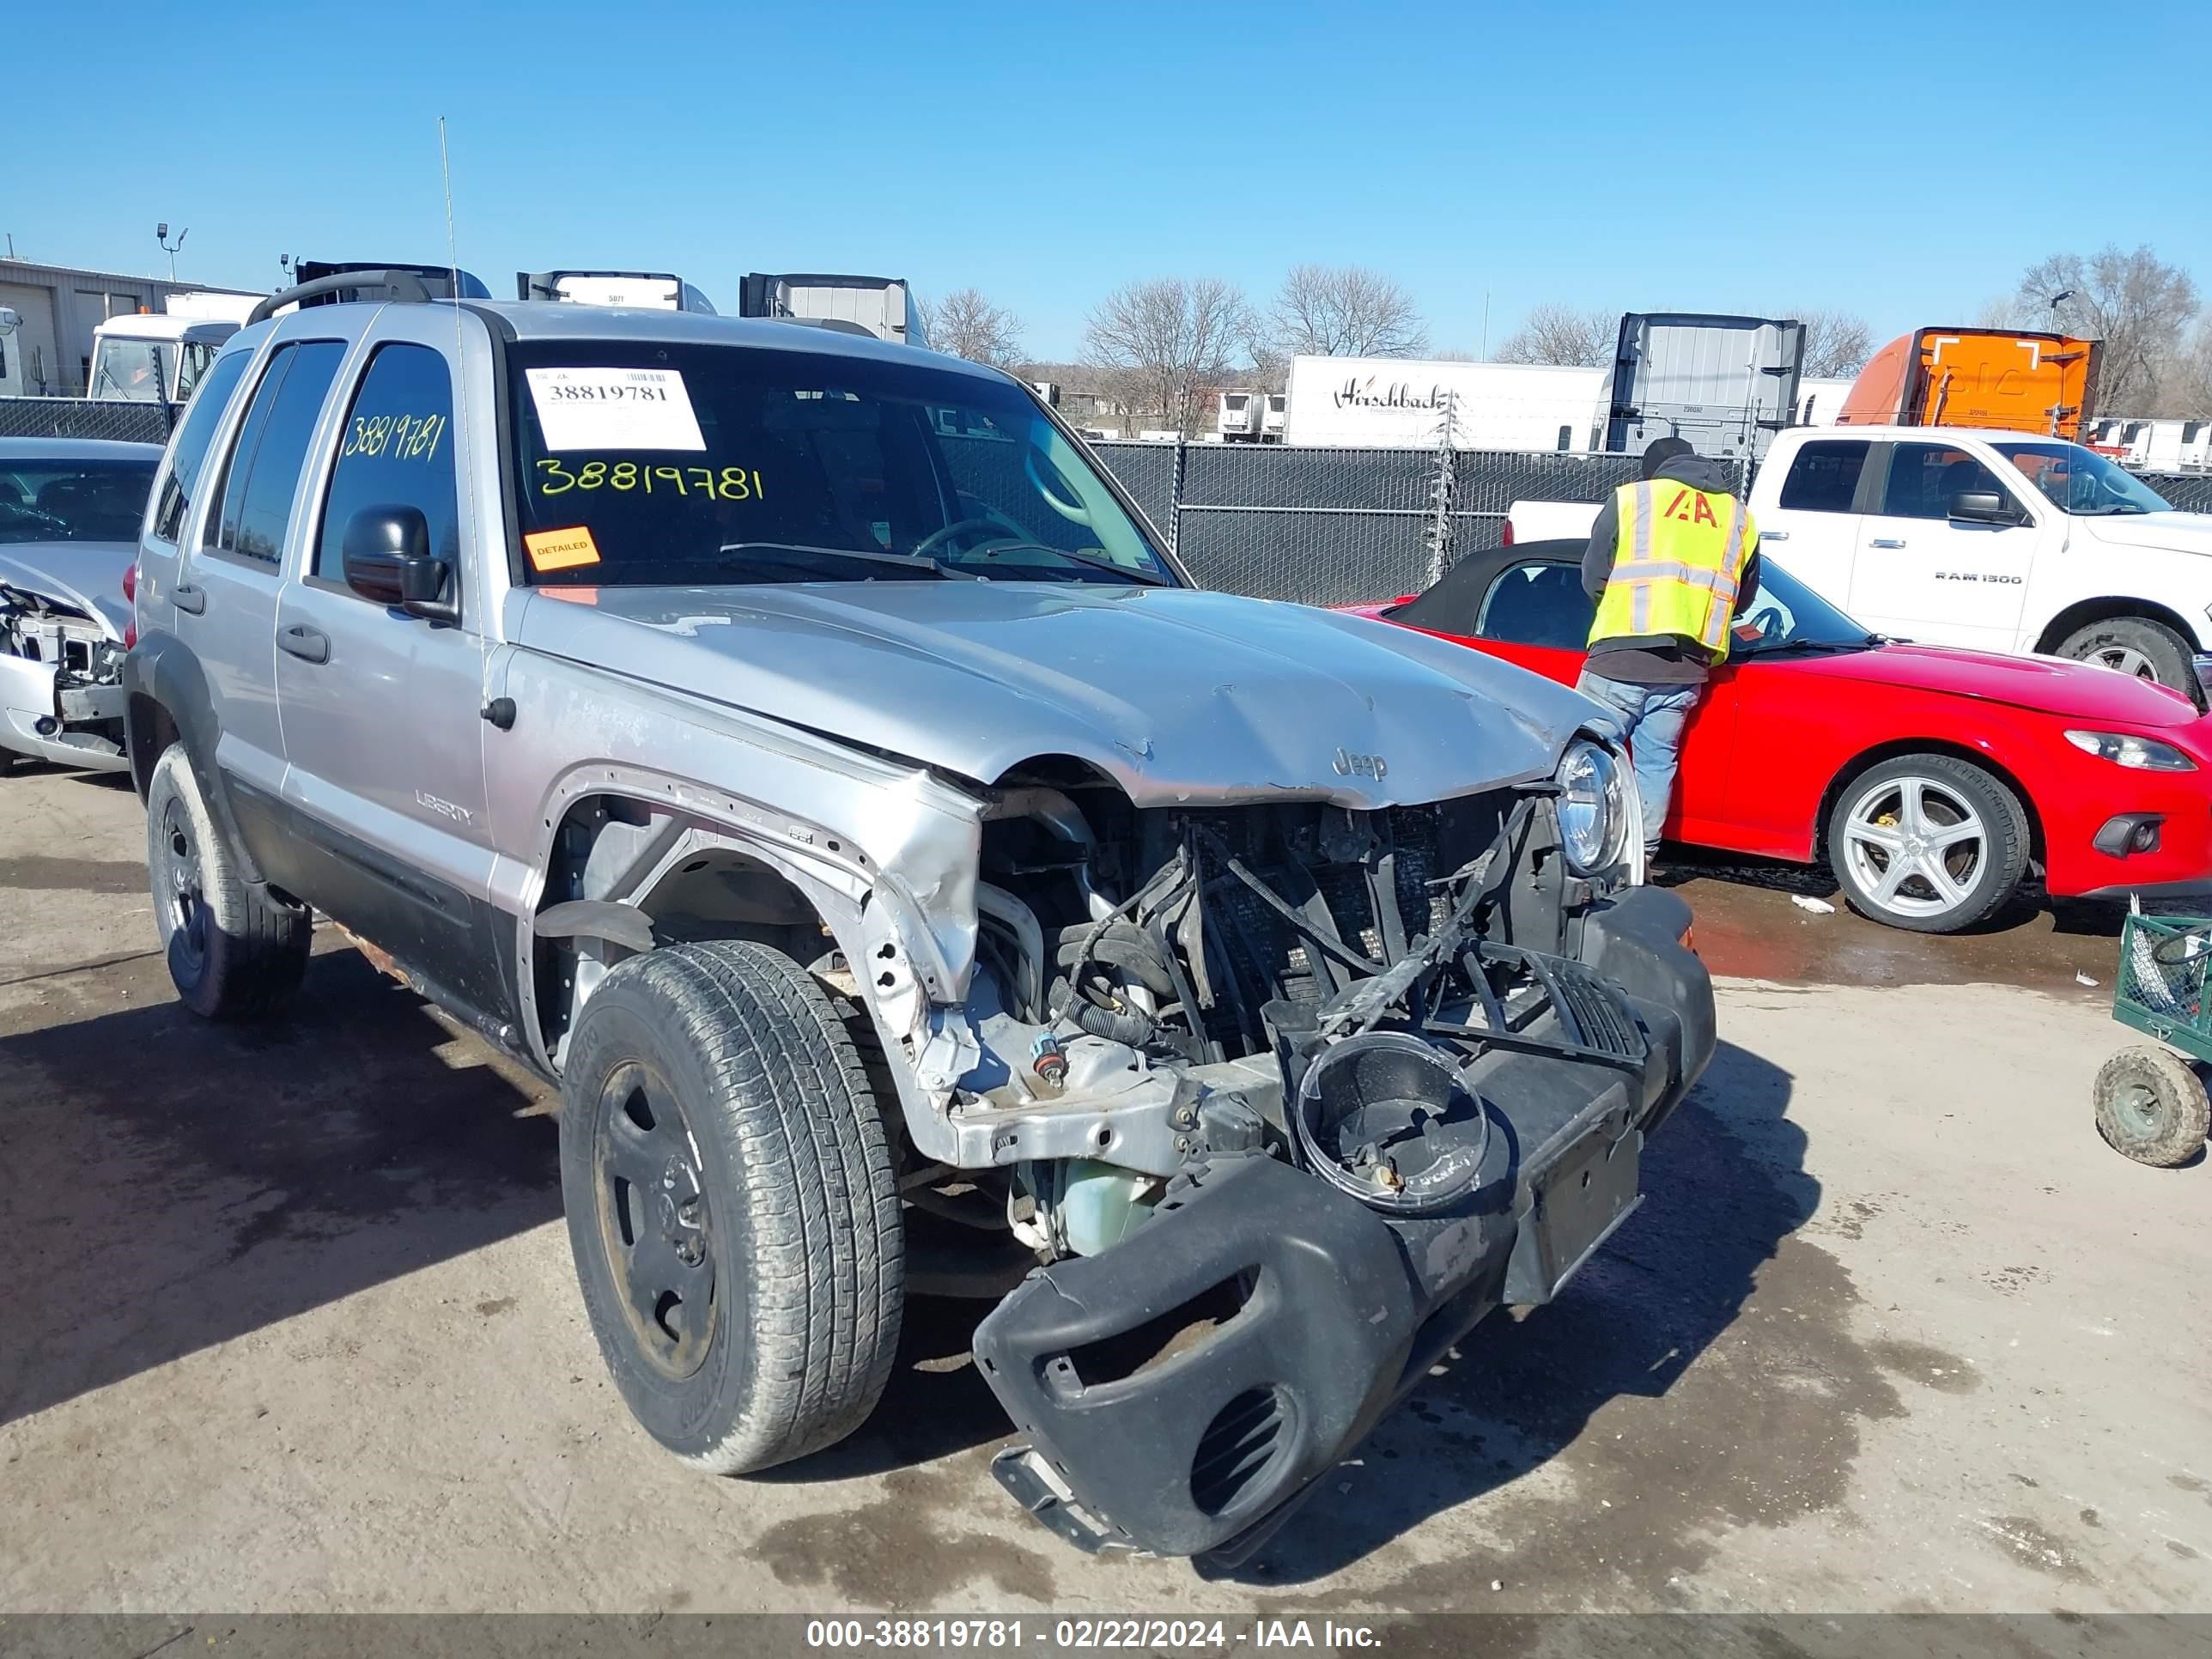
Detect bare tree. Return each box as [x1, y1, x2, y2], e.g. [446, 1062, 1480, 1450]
[1972, 294, 2036, 331]
[2160, 313, 2212, 415]
[1082, 276, 1253, 433]
[925, 287, 1026, 368]
[1267, 264, 1428, 359]
[2012, 246, 2201, 409]
[1492, 305, 1616, 368]
[1796, 308, 1875, 379]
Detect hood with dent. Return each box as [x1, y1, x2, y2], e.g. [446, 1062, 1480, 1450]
[2070, 510, 2212, 556]
[512, 581, 1602, 807]
[0, 540, 134, 638]
[1768, 640, 2204, 726]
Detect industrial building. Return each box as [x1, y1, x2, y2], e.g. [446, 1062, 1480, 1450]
[0, 257, 258, 396]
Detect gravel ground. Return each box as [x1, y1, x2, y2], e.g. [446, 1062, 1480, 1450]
[0, 761, 2205, 1617]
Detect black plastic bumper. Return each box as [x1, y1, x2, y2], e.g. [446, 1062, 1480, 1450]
[975, 885, 1713, 1562]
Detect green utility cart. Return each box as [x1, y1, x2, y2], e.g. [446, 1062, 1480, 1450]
[2100, 913, 2212, 1167]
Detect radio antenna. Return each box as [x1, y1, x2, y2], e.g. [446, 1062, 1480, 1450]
[438, 116, 461, 301]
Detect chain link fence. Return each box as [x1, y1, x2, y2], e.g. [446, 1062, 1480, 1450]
[2148, 471, 2212, 514]
[1096, 437, 2209, 602]
[0, 397, 174, 445]
[1097, 441, 1743, 604]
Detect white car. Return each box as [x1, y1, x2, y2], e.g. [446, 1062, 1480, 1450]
[1511, 427, 2212, 697]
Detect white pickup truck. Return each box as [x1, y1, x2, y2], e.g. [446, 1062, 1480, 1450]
[1510, 425, 2212, 696]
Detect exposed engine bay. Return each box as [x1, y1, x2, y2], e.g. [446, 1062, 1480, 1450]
[878, 757, 1710, 1561]
[904, 757, 1648, 1264]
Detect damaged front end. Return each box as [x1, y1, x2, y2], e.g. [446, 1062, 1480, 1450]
[896, 760, 1712, 1564]
[0, 568, 131, 773]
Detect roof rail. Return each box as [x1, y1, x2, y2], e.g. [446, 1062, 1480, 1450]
[246, 270, 434, 326]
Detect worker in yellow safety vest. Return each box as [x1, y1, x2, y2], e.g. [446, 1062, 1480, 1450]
[1579, 436, 1761, 869]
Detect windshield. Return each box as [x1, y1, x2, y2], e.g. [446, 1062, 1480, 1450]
[0, 458, 157, 543]
[507, 341, 1176, 588]
[1732, 558, 1877, 654]
[1992, 441, 2173, 517]
[89, 338, 174, 402]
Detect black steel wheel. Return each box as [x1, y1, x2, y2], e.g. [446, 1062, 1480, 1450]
[559, 939, 903, 1473]
[589, 1059, 720, 1381]
[143, 744, 311, 1020]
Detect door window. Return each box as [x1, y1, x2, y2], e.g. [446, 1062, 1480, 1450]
[206, 340, 347, 564]
[1880, 444, 2015, 521]
[152, 347, 253, 544]
[1776, 440, 1869, 512]
[1476, 562, 1595, 651]
[314, 343, 460, 586]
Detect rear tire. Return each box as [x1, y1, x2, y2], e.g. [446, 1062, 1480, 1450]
[2094, 1045, 2209, 1168]
[1825, 753, 2029, 933]
[559, 940, 904, 1474]
[144, 744, 311, 1019]
[2055, 616, 2203, 708]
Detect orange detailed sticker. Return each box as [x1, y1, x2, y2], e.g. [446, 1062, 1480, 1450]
[525, 525, 601, 573]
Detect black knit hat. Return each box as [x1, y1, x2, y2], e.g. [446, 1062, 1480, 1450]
[1640, 435, 1696, 478]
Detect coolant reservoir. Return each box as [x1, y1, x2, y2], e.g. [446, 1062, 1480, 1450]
[1059, 1160, 1157, 1257]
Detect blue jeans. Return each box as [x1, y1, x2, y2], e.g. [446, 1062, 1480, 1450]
[1574, 672, 1701, 860]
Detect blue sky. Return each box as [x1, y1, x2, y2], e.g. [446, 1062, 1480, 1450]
[12, 0, 2209, 362]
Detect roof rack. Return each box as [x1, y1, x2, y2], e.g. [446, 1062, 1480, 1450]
[295, 259, 489, 297]
[247, 270, 432, 326]
[246, 261, 491, 325]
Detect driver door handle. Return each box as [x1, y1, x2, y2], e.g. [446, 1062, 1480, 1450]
[1869, 538, 1907, 549]
[173, 583, 206, 615]
[1759, 530, 1789, 542]
[279, 624, 331, 665]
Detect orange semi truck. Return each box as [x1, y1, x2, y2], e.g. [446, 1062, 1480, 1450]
[1837, 326, 2101, 439]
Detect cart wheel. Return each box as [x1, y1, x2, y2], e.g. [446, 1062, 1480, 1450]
[2093, 1046, 2210, 1168]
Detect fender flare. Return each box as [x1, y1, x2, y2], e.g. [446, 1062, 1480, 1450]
[124, 629, 271, 888]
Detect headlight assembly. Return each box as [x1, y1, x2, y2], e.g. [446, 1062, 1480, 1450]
[1557, 738, 1628, 873]
[2063, 730, 2197, 772]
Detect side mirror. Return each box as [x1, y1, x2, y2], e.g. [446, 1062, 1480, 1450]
[342, 504, 454, 619]
[1948, 490, 2017, 526]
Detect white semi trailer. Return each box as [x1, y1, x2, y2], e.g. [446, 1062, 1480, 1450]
[1281, 356, 1606, 452]
[738, 272, 927, 348]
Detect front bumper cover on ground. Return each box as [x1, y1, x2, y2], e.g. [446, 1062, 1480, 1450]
[975, 884, 1711, 1563]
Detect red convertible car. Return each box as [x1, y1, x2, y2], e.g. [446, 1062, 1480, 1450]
[1355, 539, 2212, 933]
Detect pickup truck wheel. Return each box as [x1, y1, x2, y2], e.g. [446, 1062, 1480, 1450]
[1825, 754, 2029, 934]
[2055, 617, 2203, 706]
[144, 744, 311, 1019]
[2094, 1046, 2209, 1167]
[559, 939, 903, 1474]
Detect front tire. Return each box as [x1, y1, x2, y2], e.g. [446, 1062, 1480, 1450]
[559, 940, 904, 1474]
[144, 744, 311, 1018]
[2094, 1046, 2210, 1167]
[2055, 617, 2203, 708]
[1825, 754, 2029, 933]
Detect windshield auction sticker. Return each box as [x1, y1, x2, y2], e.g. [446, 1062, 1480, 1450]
[526, 367, 706, 453]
